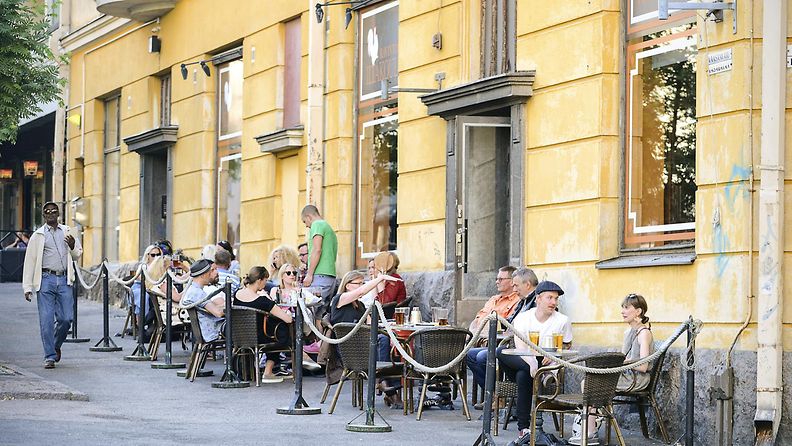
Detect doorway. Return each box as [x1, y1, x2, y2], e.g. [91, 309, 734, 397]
[139, 150, 170, 252]
[455, 116, 512, 300]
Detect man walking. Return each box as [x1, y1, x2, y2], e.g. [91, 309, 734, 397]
[300, 205, 338, 313]
[22, 202, 83, 369]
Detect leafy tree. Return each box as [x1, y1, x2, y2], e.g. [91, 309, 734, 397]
[0, 0, 64, 143]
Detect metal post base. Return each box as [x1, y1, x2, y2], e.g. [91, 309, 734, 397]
[151, 362, 186, 369]
[90, 338, 122, 352]
[345, 411, 392, 433]
[177, 369, 213, 378]
[90, 345, 123, 352]
[277, 395, 322, 415]
[276, 406, 322, 415]
[124, 344, 151, 361]
[212, 381, 250, 388]
[63, 337, 91, 343]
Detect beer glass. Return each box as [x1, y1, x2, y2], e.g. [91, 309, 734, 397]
[433, 307, 449, 326]
[529, 331, 540, 346]
[394, 308, 407, 325]
[553, 332, 564, 350]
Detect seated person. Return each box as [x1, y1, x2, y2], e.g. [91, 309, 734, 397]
[233, 266, 294, 383]
[207, 248, 241, 297]
[145, 255, 186, 327]
[9, 231, 30, 249]
[501, 281, 572, 446]
[464, 265, 522, 408]
[329, 270, 396, 325]
[374, 252, 407, 319]
[568, 293, 654, 446]
[180, 259, 225, 342]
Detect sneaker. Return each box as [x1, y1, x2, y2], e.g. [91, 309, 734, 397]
[260, 374, 284, 384]
[567, 432, 600, 445]
[44, 360, 55, 369]
[302, 357, 321, 372]
[274, 366, 293, 379]
[473, 402, 484, 410]
[303, 341, 321, 354]
[506, 428, 531, 446]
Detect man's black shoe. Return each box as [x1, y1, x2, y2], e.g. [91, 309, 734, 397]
[55, 348, 61, 363]
[44, 360, 55, 369]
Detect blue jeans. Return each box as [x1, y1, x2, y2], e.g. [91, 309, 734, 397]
[312, 274, 336, 317]
[466, 345, 505, 388]
[37, 273, 74, 361]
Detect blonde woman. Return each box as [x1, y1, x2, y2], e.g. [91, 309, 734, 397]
[145, 256, 184, 326]
[267, 245, 300, 286]
[270, 263, 322, 372]
[329, 270, 397, 325]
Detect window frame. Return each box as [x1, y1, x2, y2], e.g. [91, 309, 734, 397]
[622, 12, 698, 248]
[214, 55, 243, 253]
[103, 94, 121, 261]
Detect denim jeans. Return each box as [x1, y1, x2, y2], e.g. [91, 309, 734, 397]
[37, 273, 74, 361]
[312, 274, 337, 317]
[466, 345, 505, 389]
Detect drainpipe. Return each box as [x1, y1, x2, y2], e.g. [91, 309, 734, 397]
[755, 0, 785, 444]
[306, 0, 325, 210]
[52, 0, 71, 209]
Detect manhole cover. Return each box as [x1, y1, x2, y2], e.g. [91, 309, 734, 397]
[0, 365, 20, 376]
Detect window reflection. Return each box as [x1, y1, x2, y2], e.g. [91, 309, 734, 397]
[359, 116, 398, 254]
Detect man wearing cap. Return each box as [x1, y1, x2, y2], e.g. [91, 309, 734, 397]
[22, 202, 82, 369]
[501, 281, 573, 446]
[181, 259, 225, 342]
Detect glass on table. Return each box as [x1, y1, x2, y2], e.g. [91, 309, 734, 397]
[394, 308, 408, 325]
[432, 307, 449, 326]
[553, 332, 564, 350]
[529, 331, 540, 346]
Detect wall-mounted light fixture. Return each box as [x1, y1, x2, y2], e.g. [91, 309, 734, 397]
[179, 60, 211, 80]
[315, 1, 365, 29]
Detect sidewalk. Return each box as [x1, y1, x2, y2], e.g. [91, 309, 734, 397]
[0, 282, 666, 445]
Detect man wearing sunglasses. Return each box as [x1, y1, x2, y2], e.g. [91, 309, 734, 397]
[22, 202, 83, 369]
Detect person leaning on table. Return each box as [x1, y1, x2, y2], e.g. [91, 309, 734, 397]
[22, 201, 83, 370]
[501, 280, 573, 446]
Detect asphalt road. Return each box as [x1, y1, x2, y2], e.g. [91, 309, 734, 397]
[0, 282, 663, 446]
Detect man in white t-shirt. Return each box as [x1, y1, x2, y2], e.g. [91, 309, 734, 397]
[500, 281, 572, 446]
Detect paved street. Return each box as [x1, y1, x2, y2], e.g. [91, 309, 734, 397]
[0, 283, 665, 446]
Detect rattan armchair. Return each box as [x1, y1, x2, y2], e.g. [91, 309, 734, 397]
[184, 307, 226, 381]
[229, 306, 295, 387]
[326, 322, 403, 415]
[404, 327, 472, 421]
[609, 347, 670, 444]
[530, 352, 627, 446]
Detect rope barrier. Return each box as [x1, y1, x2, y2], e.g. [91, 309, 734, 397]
[177, 286, 226, 310]
[73, 264, 104, 290]
[682, 318, 703, 372]
[140, 264, 169, 287]
[374, 301, 491, 374]
[498, 315, 700, 375]
[297, 298, 376, 345]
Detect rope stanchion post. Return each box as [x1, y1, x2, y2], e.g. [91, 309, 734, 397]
[89, 264, 122, 352]
[474, 313, 498, 446]
[63, 270, 90, 343]
[152, 273, 186, 370]
[124, 283, 152, 361]
[277, 289, 320, 414]
[213, 281, 249, 388]
[346, 301, 391, 432]
[685, 316, 695, 446]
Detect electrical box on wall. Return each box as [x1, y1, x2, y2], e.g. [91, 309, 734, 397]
[149, 36, 161, 53]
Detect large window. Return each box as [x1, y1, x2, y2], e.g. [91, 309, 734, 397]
[216, 59, 243, 254]
[624, 3, 697, 249]
[103, 95, 121, 260]
[357, 1, 398, 261]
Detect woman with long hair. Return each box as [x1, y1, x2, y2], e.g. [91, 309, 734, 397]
[233, 266, 294, 383]
[329, 270, 397, 325]
[267, 245, 300, 286]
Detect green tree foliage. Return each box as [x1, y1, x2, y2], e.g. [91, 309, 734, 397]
[0, 0, 64, 143]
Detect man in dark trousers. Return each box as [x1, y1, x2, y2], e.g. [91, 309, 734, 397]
[22, 202, 83, 369]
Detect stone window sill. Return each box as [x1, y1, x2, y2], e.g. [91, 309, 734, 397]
[595, 249, 696, 269]
[255, 126, 304, 155]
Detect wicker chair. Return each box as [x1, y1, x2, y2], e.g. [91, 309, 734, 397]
[530, 352, 627, 446]
[229, 306, 295, 387]
[184, 307, 225, 381]
[326, 322, 403, 415]
[609, 347, 670, 444]
[404, 327, 472, 421]
[492, 336, 565, 436]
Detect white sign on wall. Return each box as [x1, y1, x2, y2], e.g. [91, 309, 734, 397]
[707, 48, 733, 75]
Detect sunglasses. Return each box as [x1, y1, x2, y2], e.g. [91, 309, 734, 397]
[348, 281, 364, 286]
[43, 209, 59, 214]
[283, 271, 297, 276]
[149, 252, 162, 258]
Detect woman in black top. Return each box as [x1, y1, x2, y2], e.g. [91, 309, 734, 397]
[233, 266, 293, 383]
[329, 270, 398, 325]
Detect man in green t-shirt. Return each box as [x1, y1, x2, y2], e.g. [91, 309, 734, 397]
[301, 205, 338, 311]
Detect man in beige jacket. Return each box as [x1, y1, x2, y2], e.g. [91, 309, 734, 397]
[22, 202, 82, 369]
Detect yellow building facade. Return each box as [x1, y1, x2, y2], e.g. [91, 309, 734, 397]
[58, 0, 789, 443]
